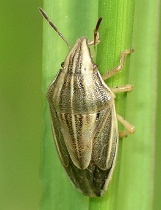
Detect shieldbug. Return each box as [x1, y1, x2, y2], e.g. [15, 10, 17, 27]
[39, 8, 135, 197]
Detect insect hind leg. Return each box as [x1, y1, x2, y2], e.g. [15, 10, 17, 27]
[117, 114, 135, 138]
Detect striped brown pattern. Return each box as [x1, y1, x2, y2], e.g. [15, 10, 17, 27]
[47, 38, 118, 197]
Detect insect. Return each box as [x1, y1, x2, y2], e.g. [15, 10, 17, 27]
[39, 8, 135, 197]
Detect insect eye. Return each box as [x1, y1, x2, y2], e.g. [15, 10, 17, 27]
[61, 62, 64, 68]
[93, 64, 98, 69]
[96, 112, 100, 120]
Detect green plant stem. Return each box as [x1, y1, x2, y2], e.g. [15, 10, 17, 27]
[119, 0, 159, 209]
[89, 0, 135, 210]
[40, 0, 159, 209]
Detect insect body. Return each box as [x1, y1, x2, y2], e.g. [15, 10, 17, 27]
[39, 8, 135, 197]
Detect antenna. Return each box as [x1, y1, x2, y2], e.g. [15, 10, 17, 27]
[39, 7, 70, 50]
[93, 17, 102, 52]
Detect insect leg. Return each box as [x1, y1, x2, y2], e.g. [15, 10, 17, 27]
[102, 49, 134, 80]
[111, 84, 133, 93]
[117, 114, 135, 137]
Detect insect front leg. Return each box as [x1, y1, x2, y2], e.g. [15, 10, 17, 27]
[102, 49, 134, 81]
[116, 114, 135, 137]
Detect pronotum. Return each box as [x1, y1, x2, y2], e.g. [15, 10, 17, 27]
[39, 8, 135, 197]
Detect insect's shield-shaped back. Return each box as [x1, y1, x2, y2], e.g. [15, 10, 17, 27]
[47, 37, 118, 196]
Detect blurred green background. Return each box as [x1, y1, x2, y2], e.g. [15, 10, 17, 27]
[0, 1, 161, 210]
[0, 1, 42, 210]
